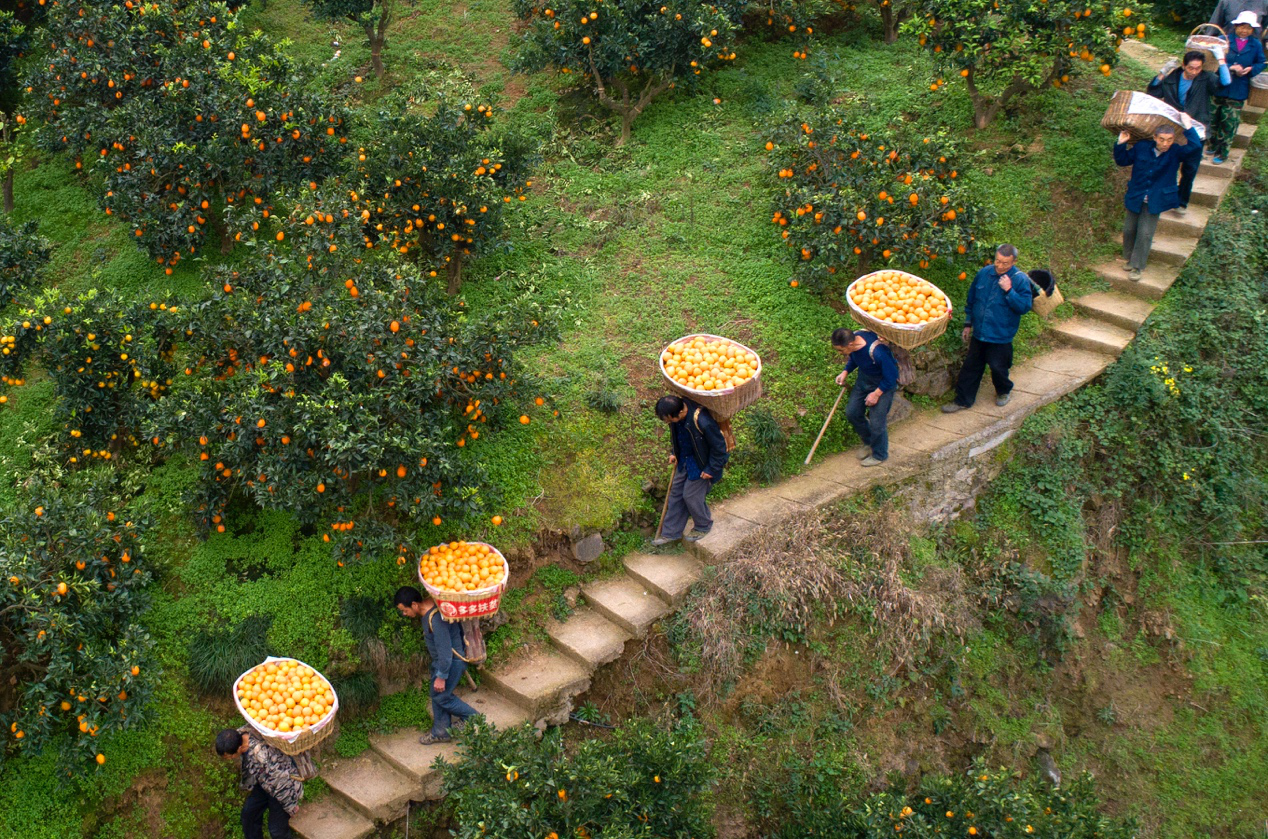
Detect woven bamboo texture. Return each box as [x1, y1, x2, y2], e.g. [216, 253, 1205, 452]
[1031, 285, 1064, 319]
[1251, 75, 1268, 109]
[233, 657, 339, 755]
[846, 272, 951, 350]
[419, 542, 509, 604]
[1101, 90, 1188, 144]
[1187, 25, 1227, 72]
[658, 334, 763, 420]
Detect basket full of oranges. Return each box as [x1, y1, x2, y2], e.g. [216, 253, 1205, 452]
[658, 334, 763, 420]
[846, 270, 953, 349]
[418, 540, 509, 622]
[234, 657, 340, 755]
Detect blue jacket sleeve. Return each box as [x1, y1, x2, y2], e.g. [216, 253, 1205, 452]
[1113, 140, 1134, 167]
[1180, 127, 1205, 163]
[875, 346, 900, 393]
[427, 611, 453, 680]
[1251, 40, 1267, 77]
[843, 356, 857, 376]
[1218, 62, 1232, 87]
[963, 273, 978, 328]
[1004, 272, 1034, 314]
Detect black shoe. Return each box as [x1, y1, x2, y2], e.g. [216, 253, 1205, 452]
[419, 732, 451, 745]
[684, 528, 710, 542]
[941, 402, 968, 414]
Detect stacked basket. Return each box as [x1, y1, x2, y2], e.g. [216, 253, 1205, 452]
[418, 541, 509, 622]
[1251, 73, 1268, 110]
[845, 270, 952, 349]
[233, 656, 340, 756]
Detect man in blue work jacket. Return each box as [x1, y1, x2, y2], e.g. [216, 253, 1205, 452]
[394, 586, 477, 745]
[831, 327, 900, 467]
[941, 244, 1033, 413]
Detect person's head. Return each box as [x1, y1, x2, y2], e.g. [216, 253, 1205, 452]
[993, 244, 1018, 274]
[655, 395, 688, 423]
[1232, 11, 1259, 36]
[830, 327, 867, 354]
[1182, 51, 1206, 79]
[1153, 124, 1177, 152]
[215, 728, 247, 758]
[394, 585, 432, 619]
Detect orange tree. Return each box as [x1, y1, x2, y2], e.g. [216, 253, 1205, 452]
[0, 218, 49, 306]
[0, 477, 155, 773]
[353, 87, 537, 294]
[749, 0, 829, 59]
[21, 1, 348, 264]
[144, 191, 559, 563]
[869, 0, 911, 44]
[512, 0, 745, 145]
[301, 0, 405, 78]
[764, 110, 988, 291]
[441, 716, 713, 838]
[904, 0, 1149, 129]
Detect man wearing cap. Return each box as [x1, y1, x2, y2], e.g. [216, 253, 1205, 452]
[1209, 11, 1267, 164]
[1146, 49, 1230, 212]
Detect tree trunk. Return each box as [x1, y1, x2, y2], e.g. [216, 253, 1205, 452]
[619, 113, 633, 147]
[369, 31, 385, 78]
[446, 259, 463, 295]
[880, 4, 900, 44]
[365, 5, 392, 78]
[2, 169, 12, 215]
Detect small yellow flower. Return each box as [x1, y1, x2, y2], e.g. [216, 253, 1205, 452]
[1183, 473, 1190, 481]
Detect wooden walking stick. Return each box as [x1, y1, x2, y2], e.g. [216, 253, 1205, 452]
[654, 463, 677, 540]
[804, 386, 846, 466]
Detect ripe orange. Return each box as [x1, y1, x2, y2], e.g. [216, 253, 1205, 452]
[491, 515, 503, 526]
[661, 336, 759, 393]
[519, 415, 530, 424]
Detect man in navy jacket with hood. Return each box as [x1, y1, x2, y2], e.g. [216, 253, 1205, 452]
[942, 244, 1033, 413]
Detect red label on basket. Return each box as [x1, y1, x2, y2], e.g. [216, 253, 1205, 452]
[438, 593, 501, 619]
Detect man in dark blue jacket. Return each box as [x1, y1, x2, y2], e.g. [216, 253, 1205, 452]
[651, 395, 729, 546]
[1114, 117, 1203, 281]
[942, 244, 1033, 413]
[1146, 49, 1230, 212]
[832, 328, 900, 467]
[394, 586, 476, 745]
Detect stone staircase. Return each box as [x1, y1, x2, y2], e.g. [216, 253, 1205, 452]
[291, 46, 1261, 839]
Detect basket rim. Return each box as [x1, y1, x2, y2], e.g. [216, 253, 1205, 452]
[1188, 23, 1226, 38]
[233, 656, 339, 742]
[846, 270, 954, 331]
[418, 541, 509, 601]
[658, 333, 763, 397]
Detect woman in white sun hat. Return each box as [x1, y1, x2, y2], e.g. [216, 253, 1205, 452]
[1210, 10, 1267, 163]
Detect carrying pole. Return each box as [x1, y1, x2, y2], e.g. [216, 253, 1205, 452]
[654, 463, 677, 540]
[804, 387, 846, 466]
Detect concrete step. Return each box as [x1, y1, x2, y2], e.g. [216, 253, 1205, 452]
[546, 607, 631, 670]
[291, 798, 376, 839]
[1156, 204, 1210, 238]
[1189, 173, 1230, 208]
[582, 575, 672, 638]
[1093, 261, 1180, 300]
[1071, 292, 1156, 330]
[461, 687, 533, 730]
[1114, 231, 1196, 267]
[1198, 147, 1245, 178]
[1049, 317, 1136, 357]
[482, 650, 590, 718]
[322, 751, 419, 823]
[1232, 121, 1256, 149]
[623, 552, 704, 606]
[1244, 105, 1264, 125]
[369, 729, 458, 799]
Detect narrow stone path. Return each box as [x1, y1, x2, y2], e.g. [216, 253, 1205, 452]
[292, 47, 1261, 839]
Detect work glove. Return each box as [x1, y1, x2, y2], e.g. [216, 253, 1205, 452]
[1211, 44, 1227, 61]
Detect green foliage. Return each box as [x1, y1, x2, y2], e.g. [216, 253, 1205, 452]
[0, 217, 49, 306]
[353, 81, 537, 293]
[22, 0, 348, 263]
[329, 669, 380, 716]
[735, 404, 787, 483]
[904, 0, 1150, 127]
[583, 376, 625, 413]
[340, 595, 386, 641]
[0, 473, 155, 773]
[302, 0, 401, 76]
[187, 614, 273, 695]
[441, 716, 715, 838]
[511, 0, 746, 143]
[765, 110, 988, 290]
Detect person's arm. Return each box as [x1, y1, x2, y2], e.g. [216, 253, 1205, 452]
[1113, 134, 1135, 166]
[1181, 123, 1205, 162]
[427, 611, 453, 684]
[698, 412, 729, 477]
[1003, 272, 1034, 314]
[963, 272, 978, 329]
[876, 347, 900, 393]
[1251, 40, 1266, 76]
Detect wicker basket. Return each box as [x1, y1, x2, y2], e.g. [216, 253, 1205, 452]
[1186, 24, 1228, 72]
[1102, 90, 1191, 145]
[1251, 74, 1268, 109]
[1027, 269, 1063, 319]
[234, 657, 339, 756]
[658, 334, 763, 420]
[845, 271, 952, 350]
[419, 541, 509, 622]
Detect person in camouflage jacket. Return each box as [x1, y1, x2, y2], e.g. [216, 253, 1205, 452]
[216, 727, 304, 839]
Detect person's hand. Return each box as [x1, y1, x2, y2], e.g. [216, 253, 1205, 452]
[865, 389, 881, 407]
[998, 275, 1012, 292]
[835, 370, 847, 386]
[1231, 63, 1246, 74]
[1212, 45, 1227, 61]
[1117, 130, 1132, 144]
[668, 454, 677, 465]
[1159, 58, 1179, 78]
[700, 472, 713, 480]
[433, 677, 445, 692]
[961, 326, 972, 344]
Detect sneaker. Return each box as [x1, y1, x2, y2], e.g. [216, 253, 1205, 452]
[451, 718, 468, 733]
[683, 528, 710, 542]
[940, 402, 967, 414]
[1128, 269, 1142, 282]
[857, 447, 873, 460]
[860, 456, 885, 467]
[1174, 205, 1188, 216]
[1213, 156, 1225, 165]
[419, 732, 451, 746]
[650, 535, 678, 547]
[995, 393, 1012, 407]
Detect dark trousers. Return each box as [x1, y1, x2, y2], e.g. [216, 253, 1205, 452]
[953, 338, 1014, 407]
[661, 468, 714, 539]
[242, 784, 290, 839]
[844, 373, 895, 461]
[431, 659, 477, 738]
[1122, 207, 1160, 271]
[1178, 158, 1197, 208]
